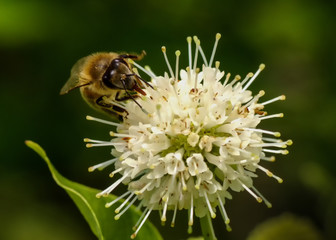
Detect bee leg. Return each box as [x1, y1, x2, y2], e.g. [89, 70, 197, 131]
[96, 96, 113, 108]
[96, 96, 128, 117]
[119, 80, 147, 113]
[125, 73, 154, 90]
[115, 91, 137, 101]
[119, 50, 146, 61]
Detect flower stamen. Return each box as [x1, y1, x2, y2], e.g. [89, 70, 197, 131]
[96, 172, 130, 198]
[188, 192, 194, 226]
[251, 186, 272, 208]
[261, 156, 276, 162]
[144, 65, 157, 78]
[198, 43, 209, 66]
[115, 195, 138, 220]
[115, 192, 135, 214]
[241, 63, 265, 92]
[105, 191, 132, 208]
[86, 115, 121, 127]
[109, 167, 123, 177]
[259, 113, 284, 120]
[130, 60, 156, 79]
[161, 46, 175, 79]
[193, 36, 200, 72]
[209, 33, 221, 67]
[161, 196, 169, 222]
[216, 192, 231, 230]
[109, 131, 134, 138]
[203, 190, 216, 218]
[131, 206, 153, 239]
[187, 36, 193, 70]
[260, 95, 286, 106]
[238, 179, 262, 203]
[171, 201, 178, 227]
[132, 206, 149, 231]
[175, 50, 181, 81]
[85, 141, 126, 148]
[242, 128, 281, 137]
[262, 137, 282, 143]
[88, 157, 118, 172]
[223, 72, 231, 86]
[263, 148, 289, 155]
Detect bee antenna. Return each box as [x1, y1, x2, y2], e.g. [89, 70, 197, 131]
[125, 73, 153, 89]
[137, 75, 154, 89]
[120, 80, 147, 113]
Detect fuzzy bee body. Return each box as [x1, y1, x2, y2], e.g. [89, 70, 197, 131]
[61, 52, 148, 118]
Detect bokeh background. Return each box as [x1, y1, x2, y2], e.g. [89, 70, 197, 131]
[1, 0, 335, 239]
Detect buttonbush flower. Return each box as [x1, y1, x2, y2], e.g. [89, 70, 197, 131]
[85, 34, 292, 238]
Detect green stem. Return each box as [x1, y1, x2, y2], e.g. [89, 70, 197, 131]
[200, 213, 217, 240]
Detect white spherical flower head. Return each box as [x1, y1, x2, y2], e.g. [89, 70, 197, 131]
[85, 34, 292, 238]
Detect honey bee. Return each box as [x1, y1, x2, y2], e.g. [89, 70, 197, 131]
[60, 51, 151, 119]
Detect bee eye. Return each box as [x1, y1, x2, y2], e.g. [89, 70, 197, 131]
[102, 73, 115, 89]
[102, 59, 122, 89]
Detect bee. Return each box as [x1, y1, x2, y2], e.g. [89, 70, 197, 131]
[60, 51, 151, 119]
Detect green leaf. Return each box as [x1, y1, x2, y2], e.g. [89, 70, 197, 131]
[25, 140, 163, 240]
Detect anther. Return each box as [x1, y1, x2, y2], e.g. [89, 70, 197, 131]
[275, 176, 284, 183]
[240, 72, 254, 86]
[282, 150, 289, 155]
[231, 75, 241, 85]
[187, 36, 192, 43]
[259, 63, 265, 70]
[223, 73, 231, 86]
[274, 132, 281, 137]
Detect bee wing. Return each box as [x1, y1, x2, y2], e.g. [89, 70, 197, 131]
[60, 57, 89, 95]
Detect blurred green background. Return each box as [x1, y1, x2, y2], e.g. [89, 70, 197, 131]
[1, 0, 335, 239]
